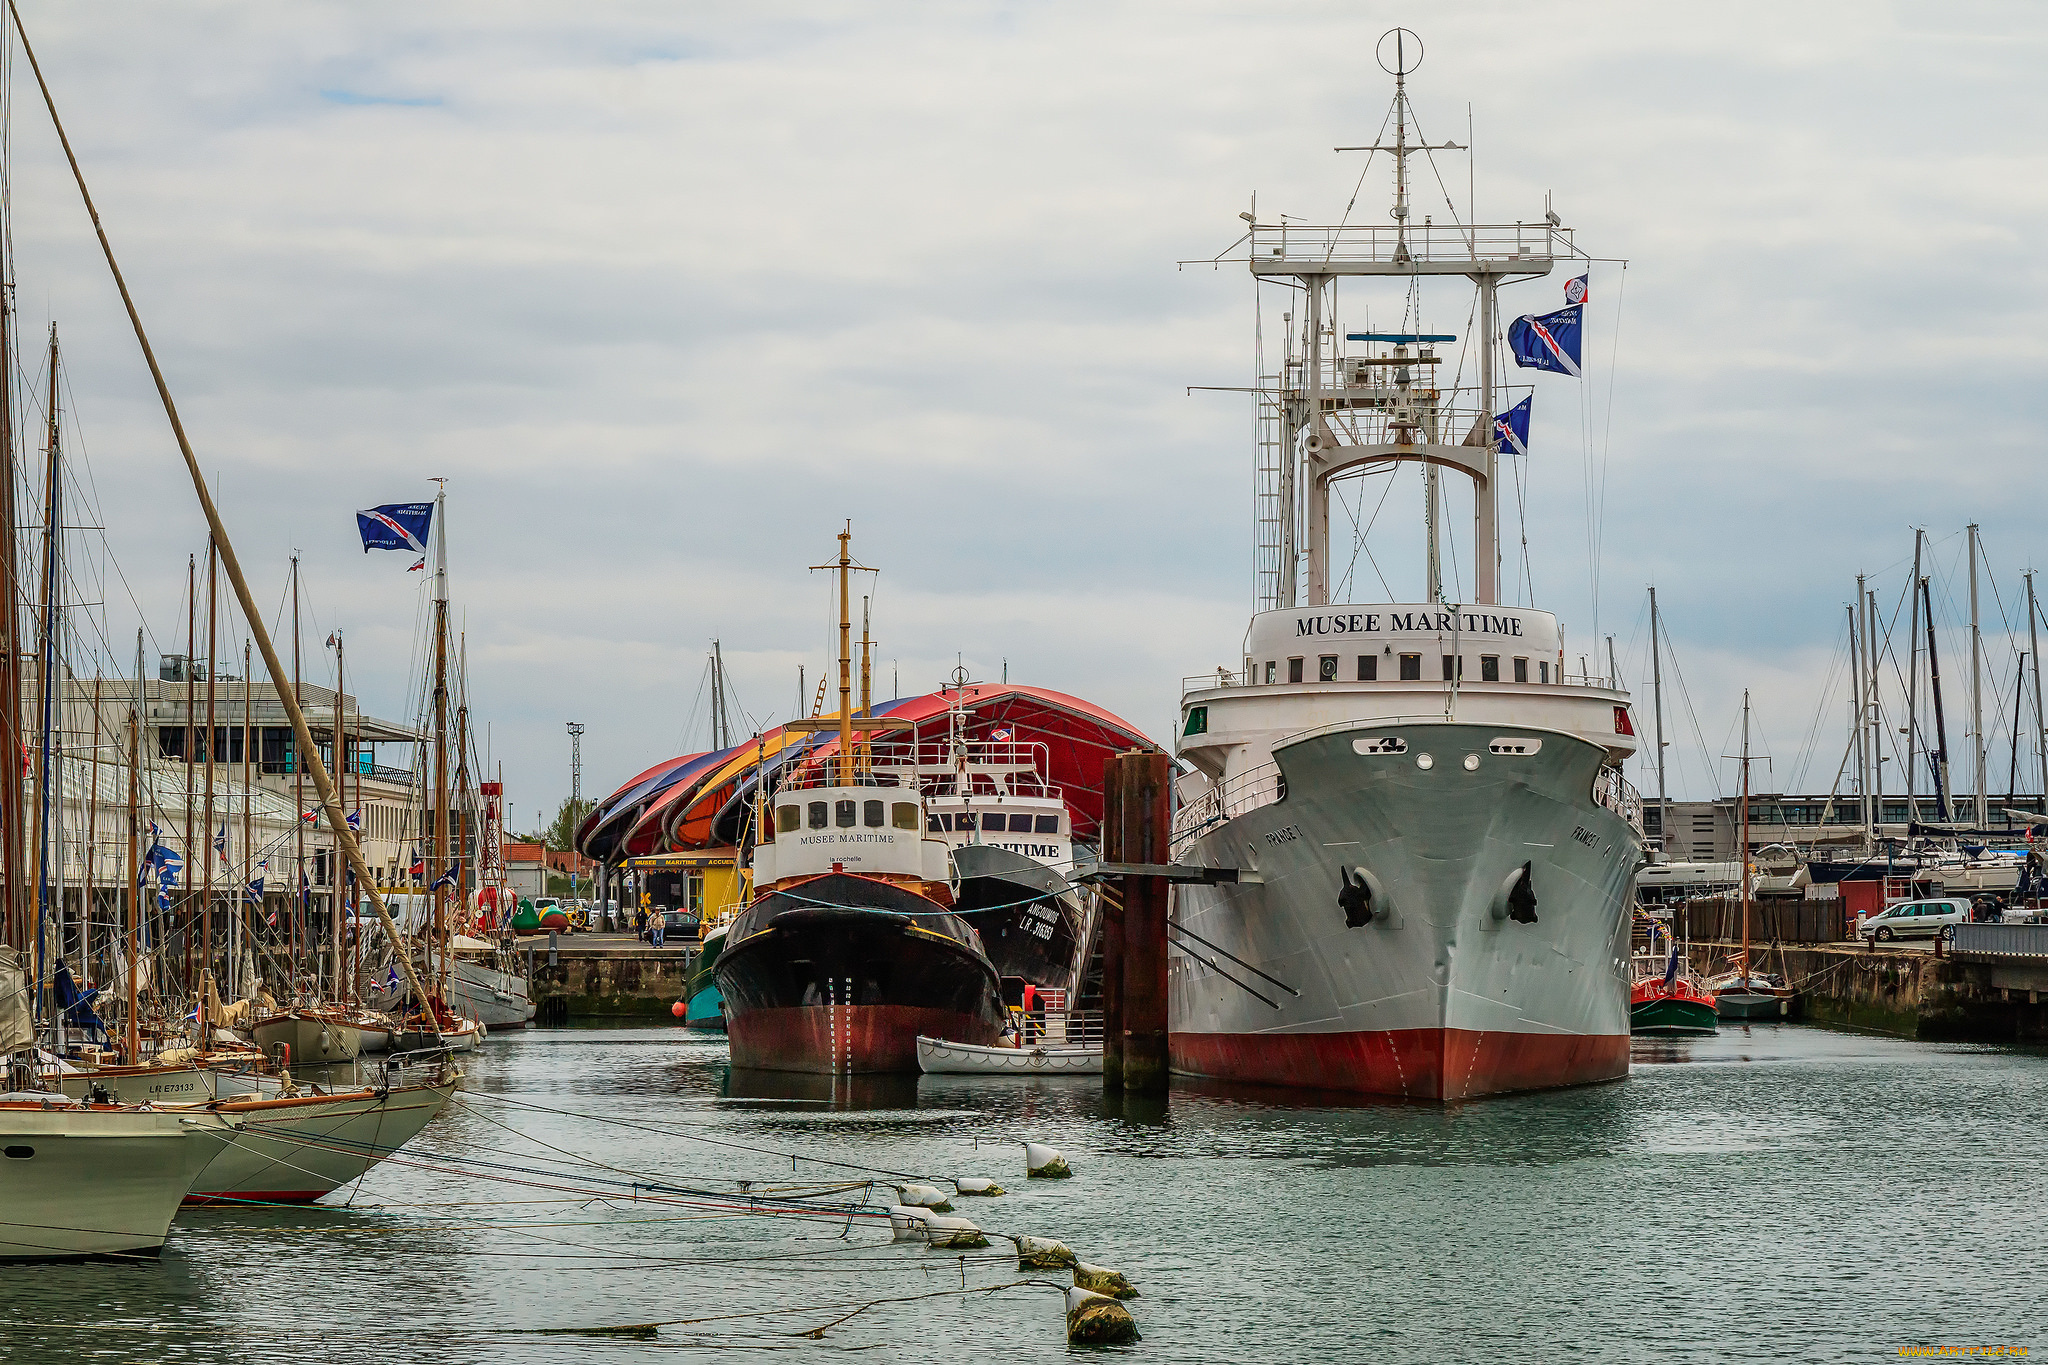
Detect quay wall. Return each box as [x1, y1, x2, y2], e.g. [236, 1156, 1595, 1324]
[1694, 940, 2048, 1041]
[521, 938, 699, 1023]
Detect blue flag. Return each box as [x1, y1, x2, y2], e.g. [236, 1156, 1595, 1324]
[1508, 304, 1582, 377]
[1663, 946, 1680, 990]
[356, 503, 434, 555]
[1493, 396, 1531, 458]
[346, 808, 362, 832]
[1565, 273, 1588, 306]
[432, 863, 459, 892]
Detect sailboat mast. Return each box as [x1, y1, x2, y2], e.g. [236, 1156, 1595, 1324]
[1906, 532, 1921, 822]
[0, 276, 22, 953]
[1925, 575, 1952, 823]
[31, 322, 59, 1020]
[2032, 571, 2046, 810]
[1970, 523, 1987, 827]
[126, 628, 141, 1060]
[332, 632, 345, 998]
[1740, 689, 1752, 980]
[1854, 578, 1871, 844]
[202, 541, 217, 990]
[291, 556, 304, 977]
[431, 481, 449, 997]
[181, 553, 194, 991]
[1649, 587, 1669, 850]
[241, 638, 253, 995]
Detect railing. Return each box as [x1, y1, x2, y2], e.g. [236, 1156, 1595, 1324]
[1019, 1009, 1103, 1049]
[1243, 220, 1571, 270]
[782, 740, 1059, 799]
[1596, 766, 1644, 833]
[1951, 923, 2048, 959]
[1171, 761, 1283, 852]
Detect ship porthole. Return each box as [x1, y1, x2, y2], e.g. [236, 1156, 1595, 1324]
[1462, 754, 1480, 771]
[4, 1146, 31, 1159]
[1415, 753, 1434, 770]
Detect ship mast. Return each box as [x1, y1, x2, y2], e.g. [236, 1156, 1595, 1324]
[431, 478, 450, 998]
[1739, 689, 1752, 983]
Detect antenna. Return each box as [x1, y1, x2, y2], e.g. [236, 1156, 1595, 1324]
[566, 722, 584, 813]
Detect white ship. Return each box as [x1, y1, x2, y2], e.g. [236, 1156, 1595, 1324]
[1168, 32, 1645, 1101]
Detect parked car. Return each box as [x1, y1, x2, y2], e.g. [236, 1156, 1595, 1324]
[1860, 898, 1970, 943]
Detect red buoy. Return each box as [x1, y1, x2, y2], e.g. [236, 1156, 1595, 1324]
[670, 1000, 687, 1018]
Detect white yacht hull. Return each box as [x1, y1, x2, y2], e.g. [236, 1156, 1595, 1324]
[0, 1105, 238, 1258]
[1172, 720, 1640, 1100]
[186, 1078, 459, 1204]
[447, 957, 536, 1029]
[916, 1035, 1103, 1075]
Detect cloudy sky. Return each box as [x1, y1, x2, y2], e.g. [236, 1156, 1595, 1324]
[6, 0, 2042, 824]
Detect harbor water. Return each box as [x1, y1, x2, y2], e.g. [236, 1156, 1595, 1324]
[5, 1023, 2044, 1362]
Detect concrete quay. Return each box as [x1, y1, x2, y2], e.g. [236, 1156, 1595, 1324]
[520, 931, 700, 1023]
[1694, 933, 2048, 1041]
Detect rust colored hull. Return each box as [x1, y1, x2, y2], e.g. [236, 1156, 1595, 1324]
[728, 1004, 1003, 1074]
[1170, 1026, 1630, 1101]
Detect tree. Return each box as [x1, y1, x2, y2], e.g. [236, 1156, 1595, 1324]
[534, 796, 595, 853]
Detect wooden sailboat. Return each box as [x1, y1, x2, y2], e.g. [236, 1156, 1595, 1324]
[1704, 691, 1802, 1021]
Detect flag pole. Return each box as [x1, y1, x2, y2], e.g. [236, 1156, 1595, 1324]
[6, 2, 440, 1030]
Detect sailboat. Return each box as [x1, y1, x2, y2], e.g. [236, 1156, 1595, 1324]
[715, 528, 1007, 1073]
[1703, 691, 1801, 1021]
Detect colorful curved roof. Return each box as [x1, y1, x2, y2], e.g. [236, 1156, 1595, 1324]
[579, 683, 1156, 861]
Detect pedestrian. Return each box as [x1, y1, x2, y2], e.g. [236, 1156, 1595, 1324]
[650, 907, 666, 949]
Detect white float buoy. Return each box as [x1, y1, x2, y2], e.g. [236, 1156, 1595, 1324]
[1010, 1234, 1076, 1270]
[895, 1183, 954, 1212]
[1024, 1142, 1071, 1179]
[1073, 1261, 1139, 1299]
[920, 1215, 990, 1249]
[1065, 1287, 1140, 1344]
[954, 1177, 1005, 1196]
[885, 1204, 929, 1241]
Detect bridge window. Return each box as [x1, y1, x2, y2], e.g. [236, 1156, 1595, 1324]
[775, 806, 800, 834]
[835, 800, 857, 827]
[1008, 813, 1034, 832]
[1034, 814, 1060, 834]
[893, 802, 919, 830]
[1514, 658, 1528, 683]
[1183, 706, 1207, 736]
[1264, 661, 1277, 684]
[1319, 655, 1338, 681]
[808, 801, 828, 830]
[1358, 655, 1377, 681]
[1287, 657, 1304, 683]
[1399, 654, 1421, 681]
[1481, 656, 1499, 682]
[863, 799, 885, 827]
[1539, 661, 1550, 684]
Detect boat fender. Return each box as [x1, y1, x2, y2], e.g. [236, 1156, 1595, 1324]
[895, 1183, 954, 1212]
[885, 1204, 929, 1241]
[1009, 1234, 1076, 1269]
[954, 1177, 1004, 1197]
[920, 1215, 988, 1249]
[1024, 1142, 1071, 1179]
[1073, 1261, 1138, 1299]
[1065, 1288, 1139, 1345]
[1491, 863, 1538, 924]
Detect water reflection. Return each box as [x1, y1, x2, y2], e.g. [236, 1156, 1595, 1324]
[720, 1065, 920, 1110]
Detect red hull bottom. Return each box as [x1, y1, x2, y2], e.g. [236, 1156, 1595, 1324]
[728, 1004, 1003, 1074]
[1171, 1027, 1630, 1101]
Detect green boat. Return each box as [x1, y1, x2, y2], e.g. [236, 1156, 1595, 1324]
[1630, 951, 1719, 1035]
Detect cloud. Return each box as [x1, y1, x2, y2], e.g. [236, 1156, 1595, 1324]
[4, 0, 2042, 821]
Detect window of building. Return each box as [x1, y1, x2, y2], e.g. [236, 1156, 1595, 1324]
[1399, 654, 1421, 681]
[1033, 814, 1060, 834]
[1318, 655, 1338, 682]
[775, 806, 800, 834]
[863, 799, 885, 827]
[807, 801, 828, 830]
[157, 727, 185, 760]
[1264, 661, 1277, 684]
[892, 802, 919, 830]
[835, 800, 857, 827]
[1358, 655, 1377, 681]
[1514, 658, 1528, 683]
[1288, 658, 1304, 683]
[1480, 656, 1499, 682]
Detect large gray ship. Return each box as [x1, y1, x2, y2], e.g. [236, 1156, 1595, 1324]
[1167, 32, 1645, 1100]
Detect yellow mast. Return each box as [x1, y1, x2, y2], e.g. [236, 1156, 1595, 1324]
[858, 594, 872, 768]
[835, 526, 853, 785]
